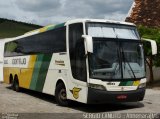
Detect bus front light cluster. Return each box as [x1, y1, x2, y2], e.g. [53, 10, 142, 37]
[138, 83, 146, 88]
[88, 83, 106, 90]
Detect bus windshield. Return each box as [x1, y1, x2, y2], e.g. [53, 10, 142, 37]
[87, 23, 139, 40]
[87, 23, 145, 80]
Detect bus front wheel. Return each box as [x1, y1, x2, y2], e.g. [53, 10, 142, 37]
[55, 83, 68, 106]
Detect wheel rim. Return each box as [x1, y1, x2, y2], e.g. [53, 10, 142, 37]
[59, 89, 67, 101]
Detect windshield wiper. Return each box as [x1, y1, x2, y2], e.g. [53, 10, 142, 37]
[116, 49, 122, 78]
[121, 47, 136, 79]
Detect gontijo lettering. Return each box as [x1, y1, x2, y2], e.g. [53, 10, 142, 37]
[12, 58, 26, 65]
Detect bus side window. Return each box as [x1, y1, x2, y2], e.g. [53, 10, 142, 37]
[4, 42, 18, 57]
[69, 23, 87, 82]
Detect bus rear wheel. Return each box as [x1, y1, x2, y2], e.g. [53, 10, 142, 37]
[9, 75, 14, 89]
[13, 78, 20, 92]
[55, 83, 68, 106]
[10, 79, 14, 90]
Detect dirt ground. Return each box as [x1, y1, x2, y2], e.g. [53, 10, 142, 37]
[0, 83, 160, 119]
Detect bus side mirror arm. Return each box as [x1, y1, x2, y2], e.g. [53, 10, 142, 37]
[82, 35, 93, 53]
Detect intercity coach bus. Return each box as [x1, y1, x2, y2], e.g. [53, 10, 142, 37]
[3, 19, 157, 106]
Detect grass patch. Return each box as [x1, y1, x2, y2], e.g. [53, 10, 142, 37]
[0, 18, 41, 39]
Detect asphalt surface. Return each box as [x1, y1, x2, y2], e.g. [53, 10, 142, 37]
[0, 83, 160, 119]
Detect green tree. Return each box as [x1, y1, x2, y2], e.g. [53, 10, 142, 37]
[138, 26, 160, 83]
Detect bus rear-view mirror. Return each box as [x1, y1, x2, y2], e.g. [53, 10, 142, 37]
[82, 35, 93, 53]
[142, 38, 157, 56]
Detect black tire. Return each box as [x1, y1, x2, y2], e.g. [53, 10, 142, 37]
[55, 83, 68, 106]
[10, 79, 14, 90]
[13, 79, 20, 92]
[9, 75, 14, 89]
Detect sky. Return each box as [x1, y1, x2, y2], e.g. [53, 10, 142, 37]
[0, 0, 133, 26]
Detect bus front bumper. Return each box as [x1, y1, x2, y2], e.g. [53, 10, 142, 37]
[87, 87, 145, 104]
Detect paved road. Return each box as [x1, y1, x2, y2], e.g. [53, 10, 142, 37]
[0, 83, 160, 118]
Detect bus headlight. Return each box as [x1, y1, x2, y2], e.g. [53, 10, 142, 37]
[88, 83, 106, 90]
[138, 83, 146, 88]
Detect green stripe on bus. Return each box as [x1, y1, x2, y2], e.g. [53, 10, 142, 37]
[30, 54, 44, 90]
[35, 54, 52, 92]
[126, 81, 134, 86]
[54, 23, 65, 29]
[46, 23, 65, 31]
[119, 81, 134, 86]
[119, 81, 127, 86]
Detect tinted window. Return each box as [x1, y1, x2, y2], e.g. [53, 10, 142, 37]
[4, 27, 66, 57]
[69, 23, 87, 82]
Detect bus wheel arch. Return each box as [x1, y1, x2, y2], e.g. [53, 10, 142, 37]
[55, 79, 68, 106]
[13, 75, 20, 92]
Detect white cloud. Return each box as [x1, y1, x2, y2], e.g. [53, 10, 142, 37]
[14, 0, 61, 12]
[0, 0, 133, 25]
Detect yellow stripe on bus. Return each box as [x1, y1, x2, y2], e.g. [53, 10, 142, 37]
[19, 55, 37, 89]
[3, 68, 10, 84]
[133, 80, 140, 86]
[4, 68, 20, 84]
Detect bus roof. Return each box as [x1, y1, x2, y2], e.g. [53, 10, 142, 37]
[26, 19, 135, 35]
[65, 19, 135, 26]
[5, 19, 136, 43]
[25, 23, 65, 35]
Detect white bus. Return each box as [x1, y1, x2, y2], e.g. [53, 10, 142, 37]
[3, 19, 157, 106]
[0, 38, 13, 82]
[0, 40, 5, 82]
